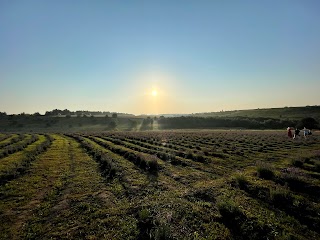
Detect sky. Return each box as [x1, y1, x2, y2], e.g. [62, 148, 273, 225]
[0, 0, 319, 115]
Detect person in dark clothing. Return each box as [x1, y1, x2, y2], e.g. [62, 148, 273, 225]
[293, 128, 300, 139]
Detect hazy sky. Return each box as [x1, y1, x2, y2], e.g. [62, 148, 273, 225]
[1, 1, 319, 115]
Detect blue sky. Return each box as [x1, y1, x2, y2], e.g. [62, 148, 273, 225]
[0, 1, 319, 114]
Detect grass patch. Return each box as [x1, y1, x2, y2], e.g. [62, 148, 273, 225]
[1, 130, 320, 239]
[234, 173, 249, 190]
[256, 161, 275, 180]
[269, 184, 291, 207]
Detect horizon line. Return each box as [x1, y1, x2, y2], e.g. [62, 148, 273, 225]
[1, 104, 319, 116]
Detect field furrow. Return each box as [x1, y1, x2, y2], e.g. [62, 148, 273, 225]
[82, 136, 230, 238]
[0, 134, 11, 143]
[17, 135, 139, 239]
[0, 134, 22, 148]
[0, 130, 319, 239]
[93, 136, 222, 184]
[0, 134, 39, 159]
[0, 135, 53, 186]
[99, 135, 243, 180]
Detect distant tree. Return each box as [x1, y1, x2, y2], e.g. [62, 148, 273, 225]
[297, 117, 319, 129]
[105, 114, 109, 118]
[128, 119, 138, 128]
[33, 112, 41, 116]
[157, 116, 292, 129]
[66, 114, 71, 118]
[141, 118, 153, 130]
[109, 120, 117, 129]
[112, 113, 117, 118]
[90, 115, 97, 123]
[62, 109, 71, 115]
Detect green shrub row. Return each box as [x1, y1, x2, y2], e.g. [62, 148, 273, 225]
[68, 135, 118, 179]
[0, 134, 25, 148]
[217, 199, 274, 239]
[129, 134, 229, 159]
[234, 173, 320, 233]
[0, 134, 10, 142]
[103, 136, 179, 165]
[88, 136, 159, 174]
[0, 134, 53, 186]
[0, 135, 39, 159]
[104, 135, 207, 163]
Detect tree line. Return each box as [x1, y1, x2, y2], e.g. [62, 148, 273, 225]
[157, 116, 319, 130]
[0, 110, 132, 117]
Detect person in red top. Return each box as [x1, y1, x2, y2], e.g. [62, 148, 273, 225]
[287, 127, 293, 138]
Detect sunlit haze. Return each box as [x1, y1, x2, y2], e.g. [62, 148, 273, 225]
[1, 1, 319, 115]
[152, 90, 157, 97]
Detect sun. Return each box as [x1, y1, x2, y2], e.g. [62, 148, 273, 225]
[152, 90, 157, 96]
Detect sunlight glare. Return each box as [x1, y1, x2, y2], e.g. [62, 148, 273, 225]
[152, 90, 158, 96]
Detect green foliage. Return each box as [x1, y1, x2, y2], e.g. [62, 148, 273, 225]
[280, 168, 306, 192]
[296, 117, 319, 129]
[1, 131, 320, 239]
[269, 185, 291, 206]
[147, 156, 159, 173]
[138, 209, 150, 221]
[153, 224, 172, 240]
[0, 135, 39, 159]
[158, 116, 298, 129]
[109, 120, 117, 129]
[234, 173, 248, 189]
[0, 135, 53, 185]
[191, 106, 320, 121]
[217, 199, 243, 221]
[291, 158, 303, 168]
[256, 161, 275, 180]
[201, 222, 231, 240]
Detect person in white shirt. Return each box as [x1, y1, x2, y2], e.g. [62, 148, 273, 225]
[303, 127, 309, 139]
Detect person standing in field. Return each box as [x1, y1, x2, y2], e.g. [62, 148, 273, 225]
[287, 127, 293, 138]
[293, 128, 300, 139]
[303, 127, 309, 139]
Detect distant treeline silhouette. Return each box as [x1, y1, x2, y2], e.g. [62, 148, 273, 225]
[1, 111, 319, 130]
[44, 109, 133, 117]
[158, 116, 319, 130]
[0, 110, 131, 117]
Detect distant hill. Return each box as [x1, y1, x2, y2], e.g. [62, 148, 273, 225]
[191, 106, 320, 121]
[1, 106, 319, 132]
